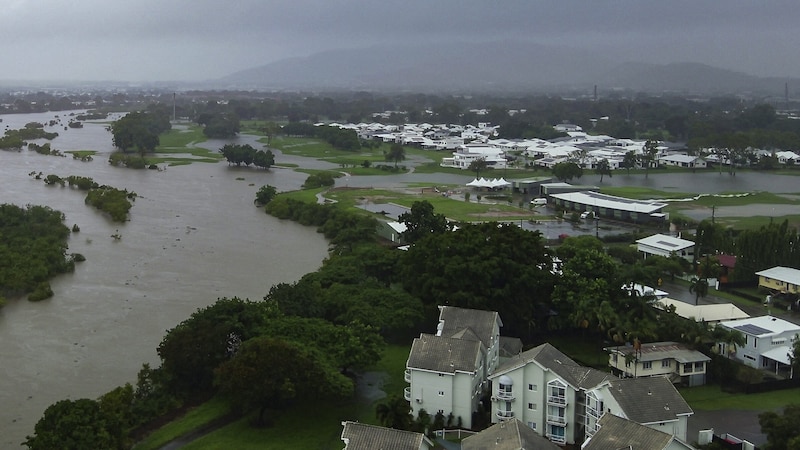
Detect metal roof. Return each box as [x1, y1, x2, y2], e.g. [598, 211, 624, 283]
[551, 191, 667, 214]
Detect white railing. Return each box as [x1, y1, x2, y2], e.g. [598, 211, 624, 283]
[404, 369, 411, 382]
[496, 390, 515, 400]
[496, 410, 515, 419]
[404, 387, 411, 401]
[547, 414, 567, 426]
[547, 395, 567, 406]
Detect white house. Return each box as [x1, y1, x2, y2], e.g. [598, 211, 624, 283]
[583, 376, 694, 442]
[404, 306, 503, 428]
[717, 315, 800, 373]
[606, 341, 711, 386]
[658, 154, 708, 169]
[340, 421, 434, 450]
[636, 234, 695, 260]
[440, 144, 507, 170]
[405, 334, 484, 428]
[487, 343, 612, 446]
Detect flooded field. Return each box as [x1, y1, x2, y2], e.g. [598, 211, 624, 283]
[0, 111, 329, 447]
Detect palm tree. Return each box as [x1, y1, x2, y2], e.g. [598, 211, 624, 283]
[596, 158, 612, 182]
[689, 277, 709, 305]
[375, 395, 412, 429]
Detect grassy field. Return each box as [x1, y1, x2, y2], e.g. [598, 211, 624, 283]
[136, 345, 410, 449]
[679, 385, 800, 410]
[146, 126, 222, 165]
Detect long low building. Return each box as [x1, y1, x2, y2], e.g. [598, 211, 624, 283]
[549, 191, 668, 224]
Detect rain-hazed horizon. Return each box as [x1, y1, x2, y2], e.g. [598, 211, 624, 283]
[1, 0, 799, 83]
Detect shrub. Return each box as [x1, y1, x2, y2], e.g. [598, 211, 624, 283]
[28, 282, 54, 302]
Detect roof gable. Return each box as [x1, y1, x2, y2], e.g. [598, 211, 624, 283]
[491, 343, 611, 390]
[583, 414, 676, 450]
[438, 306, 500, 349]
[341, 421, 431, 450]
[407, 334, 481, 373]
[603, 377, 693, 423]
[461, 418, 559, 450]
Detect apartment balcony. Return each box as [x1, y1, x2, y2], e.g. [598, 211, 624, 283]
[496, 410, 515, 420]
[404, 387, 412, 402]
[547, 395, 567, 406]
[404, 369, 411, 383]
[495, 390, 515, 401]
[547, 433, 567, 445]
[546, 414, 568, 426]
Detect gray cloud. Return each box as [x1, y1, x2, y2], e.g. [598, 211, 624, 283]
[1, 0, 798, 82]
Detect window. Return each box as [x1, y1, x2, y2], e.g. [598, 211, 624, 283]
[438, 373, 445, 377]
[754, 338, 758, 348]
[529, 383, 537, 391]
[695, 362, 704, 371]
[661, 359, 670, 368]
[438, 391, 445, 396]
[612, 354, 618, 363]
[528, 422, 537, 430]
[643, 361, 652, 370]
[528, 403, 537, 411]
[683, 363, 693, 373]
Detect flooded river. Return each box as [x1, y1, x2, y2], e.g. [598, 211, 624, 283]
[0, 112, 329, 447]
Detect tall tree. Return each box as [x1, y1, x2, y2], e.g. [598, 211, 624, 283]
[398, 200, 451, 244]
[622, 150, 637, 175]
[385, 143, 406, 168]
[688, 277, 709, 305]
[468, 157, 488, 179]
[376, 395, 413, 430]
[595, 158, 612, 182]
[214, 336, 353, 425]
[641, 139, 660, 179]
[759, 404, 800, 450]
[552, 161, 583, 182]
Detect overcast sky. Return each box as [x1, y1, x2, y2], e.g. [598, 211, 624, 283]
[2, 0, 798, 82]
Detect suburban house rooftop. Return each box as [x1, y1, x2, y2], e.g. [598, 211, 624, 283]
[636, 234, 695, 252]
[583, 414, 693, 450]
[407, 333, 481, 374]
[490, 343, 611, 390]
[720, 315, 800, 337]
[656, 298, 749, 323]
[340, 421, 433, 450]
[461, 418, 560, 450]
[599, 376, 693, 424]
[606, 341, 711, 364]
[755, 266, 800, 284]
[437, 305, 501, 349]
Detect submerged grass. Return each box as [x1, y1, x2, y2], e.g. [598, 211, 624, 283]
[679, 385, 800, 411]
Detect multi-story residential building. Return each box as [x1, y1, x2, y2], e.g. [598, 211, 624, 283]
[340, 421, 434, 450]
[582, 414, 696, 450]
[606, 341, 711, 386]
[717, 315, 800, 373]
[487, 343, 612, 446]
[404, 306, 503, 429]
[461, 418, 560, 450]
[584, 376, 693, 442]
[405, 334, 484, 428]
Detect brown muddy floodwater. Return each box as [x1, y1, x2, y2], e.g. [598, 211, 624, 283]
[0, 112, 329, 447]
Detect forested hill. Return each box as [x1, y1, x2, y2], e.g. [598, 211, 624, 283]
[214, 41, 797, 95]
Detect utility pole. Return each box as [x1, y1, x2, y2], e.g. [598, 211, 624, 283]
[172, 93, 176, 122]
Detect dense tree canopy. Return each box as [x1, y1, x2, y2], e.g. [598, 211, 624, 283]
[400, 222, 556, 337]
[111, 110, 170, 154]
[552, 161, 583, 182]
[398, 200, 451, 244]
[24, 399, 125, 450]
[759, 404, 800, 450]
[0, 204, 73, 300]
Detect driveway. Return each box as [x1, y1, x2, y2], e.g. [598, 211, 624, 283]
[688, 409, 769, 447]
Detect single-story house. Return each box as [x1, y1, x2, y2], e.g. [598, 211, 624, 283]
[755, 266, 800, 296]
[656, 298, 750, 325]
[658, 154, 708, 169]
[636, 234, 695, 260]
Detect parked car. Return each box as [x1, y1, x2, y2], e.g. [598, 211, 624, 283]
[580, 211, 596, 219]
[530, 198, 547, 206]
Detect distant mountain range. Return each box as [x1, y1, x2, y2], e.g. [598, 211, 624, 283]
[214, 41, 796, 95]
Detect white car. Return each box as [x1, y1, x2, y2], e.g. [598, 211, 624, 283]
[580, 211, 596, 219]
[530, 198, 547, 206]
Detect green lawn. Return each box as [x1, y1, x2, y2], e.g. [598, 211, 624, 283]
[679, 385, 800, 410]
[133, 398, 230, 450]
[134, 345, 410, 450]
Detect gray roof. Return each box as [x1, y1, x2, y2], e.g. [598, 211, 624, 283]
[490, 343, 611, 390]
[461, 418, 560, 450]
[407, 334, 481, 373]
[608, 341, 711, 363]
[341, 421, 431, 450]
[499, 336, 524, 358]
[583, 414, 676, 450]
[438, 306, 501, 349]
[604, 377, 693, 424]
